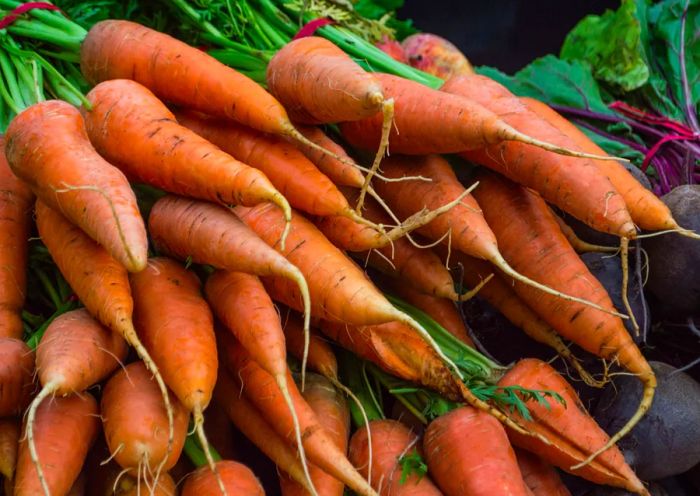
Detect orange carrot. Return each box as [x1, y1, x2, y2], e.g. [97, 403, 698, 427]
[0, 338, 34, 417]
[521, 96, 676, 232]
[498, 359, 647, 495]
[424, 406, 530, 496]
[282, 313, 338, 381]
[440, 75, 636, 238]
[0, 137, 33, 339]
[81, 79, 292, 241]
[35, 200, 175, 459]
[101, 362, 189, 477]
[515, 448, 571, 496]
[14, 394, 99, 496]
[0, 419, 19, 482]
[279, 373, 350, 496]
[131, 258, 221, 485]
[182, 461, 265, 496]
[349, 419, 442, 496]
[5, 101, 147, 272]
[214, 369, 315, 494]
[222, 333, 378, 496]
[472, 170, 655, 459]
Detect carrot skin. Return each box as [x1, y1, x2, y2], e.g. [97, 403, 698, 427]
[515, 448, 571, 496]
[182, 460, 265, 496]
[101, 362, 189, 473]
[0, 137, 33, 339]
[0, 338, 34, 417]
[282, 313, 339, 380]
[131, 258, 218, 412]
[424, 406, 530, 496]
[0, 418, 19, 480]
[349, 419, 442, 496]
[5, 101, 147, 272]
[14, 394, 99, 496]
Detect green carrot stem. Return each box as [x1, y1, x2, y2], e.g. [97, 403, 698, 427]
[184, 431, 222, 468]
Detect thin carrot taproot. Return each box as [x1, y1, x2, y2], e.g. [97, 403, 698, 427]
[551, 210, 618, 253]
[81, 79, 292, 246]
[131, 258, 223, 493]
[0, 136, 33, 339]
[282, 312, 338, 381]
[0, 338, 34, 417]
[0, 419, 19, 482]
[471, 170, 655, 466]
[34, 199, 176, 469]
[5, 101, 147, 272]
[182, 461, 265, 496]
[515, 448, 572, 496]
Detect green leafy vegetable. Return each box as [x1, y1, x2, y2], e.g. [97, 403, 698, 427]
[398, 449, 428, 484]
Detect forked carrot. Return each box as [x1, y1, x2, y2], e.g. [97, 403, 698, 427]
[0, 338, 34, 417]
[5, 101, 147, 272]
[515, 448, 572, 496]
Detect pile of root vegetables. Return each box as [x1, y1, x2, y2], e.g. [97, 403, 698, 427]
[1, 2, 700, 496]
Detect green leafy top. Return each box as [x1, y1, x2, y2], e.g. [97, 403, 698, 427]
[398, 449, 428, 484]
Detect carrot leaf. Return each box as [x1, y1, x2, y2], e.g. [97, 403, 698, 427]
[398, 449, 428, 484]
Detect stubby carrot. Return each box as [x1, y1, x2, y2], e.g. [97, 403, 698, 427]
[424, 406, 530, 496]
[82, 79, 292, 243]
[5, 101, 147, 272]
[0, 338, 34, 417]
[182, 461, 265, 496]
[131, 258, 221, 488]
[499, 359, 647, 495]
[472, 170, 655, 460]
[349, 419, 442, 496]
[0, 137, 33, 339]
[14, 394, 99, 496]
[0, 419, 19, 482]
[515, 448, 571, 496]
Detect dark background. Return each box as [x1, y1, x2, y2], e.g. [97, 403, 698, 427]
[398, 0, 618, 72]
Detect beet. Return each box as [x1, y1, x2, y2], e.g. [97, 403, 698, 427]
[594, 362, 700, 481]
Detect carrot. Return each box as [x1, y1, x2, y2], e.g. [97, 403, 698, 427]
[25, 309, 127, 496]
[101, 362, 189, 479]
[515, 448, 572, 496]
[14, 394, 99, 496]
[222, 333, 378, 496]
[5, 101, 147, 272]
[130, 258, 222, 490]
[204, 269, 310, 491]
[81, 79, 292, 245]
[551, 210, 618, 253]
[182, 460, 265, 496]
[279, 373, 350, 496]
[424, 406, 530, 496]
[439, 75, 636, 238]
[34, 199, 175, 462]
[117, 473, 177, 496]
[214, 369, 315, 494]
[498, 359, 647, 495]
[0, 338, 34, 417]
[0, 136, 33, 339]
[340, 73, 617, 158]
[348, 419, 442, 496]
[282, 312, 338, 381]
[0, 419, 19, 482]
[521, 96, 677, 232]
[373, 155, 617, 314]
[471, 170, 655, 461]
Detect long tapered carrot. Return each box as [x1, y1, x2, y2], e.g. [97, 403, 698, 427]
[205, 270, 311, 491]
[471, 171, 655, 465]
[182, 461, 265, 496]
[25, 309, 127, 496]
[34, 200, 176, 466]
[14, 394, 99, 496]
[130, 258, 223, 492]
[349, 419, 442, 496]
[0, 338, 34, 417]
[0, 419, 19, 482]
[82, 79, 292, 245]
[424, 406, 530, 496]
[5, 101, 147, 272]
[374, 154, 621, 314]
[280, 374, 350, 496]
[499, 359, 647, 495]
[222, 333, 378, 496]
[0, 137, 33, 339]
[515, 448, 572, 496]
[439, 75, 636, 238]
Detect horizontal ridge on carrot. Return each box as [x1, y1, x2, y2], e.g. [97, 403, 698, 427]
[5, 101, 147, 272]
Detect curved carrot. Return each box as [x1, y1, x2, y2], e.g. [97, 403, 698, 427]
[440, 75, 636, 238]
[0, 137, 33, 339]
[0, 338, 34, 417]
[182, 461, 265, 496]
[282, 313, 339, 381]
[424, 406, 530, 496]
[349, 419, 442, 496]
[14, 394, 99, 496]
[131, 258, 221, 489]
[5, 101, 147, 272]
[472, 170, 655, 458]
[0, 419, 19, 481]
[515, 448, 571, 496]
[498, 359, 647, 495]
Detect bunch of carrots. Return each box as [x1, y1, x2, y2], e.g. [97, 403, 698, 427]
[0, 1, 697, 495]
